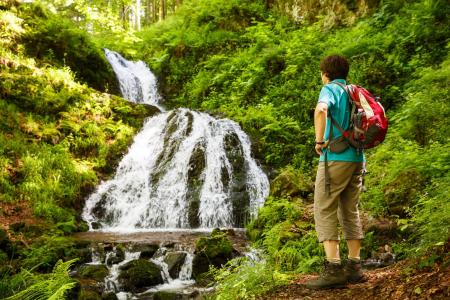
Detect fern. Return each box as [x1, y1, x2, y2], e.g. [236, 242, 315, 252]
[5, 259, 78, 300]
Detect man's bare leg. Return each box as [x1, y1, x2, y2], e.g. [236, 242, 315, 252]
[347, 239, 361, 260]
[323, 240, 340, 262]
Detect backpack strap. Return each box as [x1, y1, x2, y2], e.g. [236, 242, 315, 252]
[330, 82, 363, 149]
[323, 81, 353, 196]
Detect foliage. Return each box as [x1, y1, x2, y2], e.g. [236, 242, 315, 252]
[362, 56, 450, 255]
[21, 236, 78, 272]
[17, 2, 118, 92]
[246, 197, 323, 273]
[3, 259, 78, 300]
[208, 257, 289, 300]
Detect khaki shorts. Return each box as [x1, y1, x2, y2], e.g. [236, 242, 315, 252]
[314, 161, 364, 242]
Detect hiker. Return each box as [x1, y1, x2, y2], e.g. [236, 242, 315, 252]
[306, 54, 366, 289]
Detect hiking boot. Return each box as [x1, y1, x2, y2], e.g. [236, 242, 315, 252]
[304, 261, 347, 290]
[344, 259, 366, 283]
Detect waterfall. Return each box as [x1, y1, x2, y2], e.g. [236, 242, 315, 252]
[82, 50, 269, 231]
[104, 49, 161, 106]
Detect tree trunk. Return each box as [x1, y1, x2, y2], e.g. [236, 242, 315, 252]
[136, 0, 141, 30]
[160, 0, 166, 20]
[146, 0, 152, 23]
[153, 0, 157, 22]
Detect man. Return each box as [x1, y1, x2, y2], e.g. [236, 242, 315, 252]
[305, 54, 366, 289]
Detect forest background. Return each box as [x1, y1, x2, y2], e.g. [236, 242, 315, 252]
[0, 0, 449, 299]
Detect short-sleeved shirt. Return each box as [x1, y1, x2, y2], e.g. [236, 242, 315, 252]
[318, 79, 365, 163]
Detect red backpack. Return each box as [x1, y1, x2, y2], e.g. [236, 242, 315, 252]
[332, 82, 388, 149]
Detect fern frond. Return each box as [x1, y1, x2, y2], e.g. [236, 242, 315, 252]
[4, 259, 78, 300]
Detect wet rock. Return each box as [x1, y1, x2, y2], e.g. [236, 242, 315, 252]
[133, 243, 159, 259]
[118, 259, 164, 293]
[151, 111, 183, 187]
[78, 264, 109, 282]
[164, 251, 187, 278]
[103, 243, 114, 252]
[192, 229, 234, 281]
[153, 291, 179, 300]
[186, 141, 206, 228]
[78, 289, 102, 300]
[91, 222, 102, 230]
[75, 277, 105, 300]
[75, 248, 92, 265]
[101, 292, 118, 300]
[105, 246, 125, 266]
[161, 241, 176, 248]
[223, 132, 250, 227]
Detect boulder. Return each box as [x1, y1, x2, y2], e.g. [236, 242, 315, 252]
[78, 264, 109, 282]
[134, 243, 159, 259]
[118, 259, 163, 293]
[192, 229, 234, 281]
[78, 289, 102, 300]
[153, 291, 179, 300]
[164, 251, 187, 278]
[101, 292, 118, 300]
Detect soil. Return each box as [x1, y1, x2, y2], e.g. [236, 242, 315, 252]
[259, 258, 450, 300]
[0, 202, 46, 229]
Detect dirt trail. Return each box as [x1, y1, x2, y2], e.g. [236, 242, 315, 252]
[259, 260, 450, 300]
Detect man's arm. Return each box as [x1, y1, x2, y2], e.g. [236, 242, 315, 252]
[314, 102, 328, 155]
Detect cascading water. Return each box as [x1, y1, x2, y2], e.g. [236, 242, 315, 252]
[83, 49, 269, 231]
[104, 49, 161, 106]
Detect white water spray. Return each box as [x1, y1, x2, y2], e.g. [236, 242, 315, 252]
[83, 50, 269, 231]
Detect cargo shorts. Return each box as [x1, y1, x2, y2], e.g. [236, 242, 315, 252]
[314, 161, 364, 242]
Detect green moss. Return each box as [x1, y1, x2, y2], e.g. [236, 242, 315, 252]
[195, 229, 233, 258]
[118, 259, 163, 293]
[78, 265, 109, 282]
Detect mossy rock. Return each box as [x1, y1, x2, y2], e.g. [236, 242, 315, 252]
[78, 264, 109, 282]
[270, 166, 313, 200]
[101, 292, 118, 300]
[192, 229, 234, 281]
[132, 243, 159, 259]
[164, 251, 187, 278]
[153, 291, 180, 300]
[78, 289, 102, 300]
[118, 259, 163, 293]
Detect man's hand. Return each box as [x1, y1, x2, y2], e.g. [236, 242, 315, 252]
[315, 143, 323, 155]
[315, 140, 328, 156]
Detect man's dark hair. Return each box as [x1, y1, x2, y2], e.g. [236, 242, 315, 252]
[320, 55, 349, 80]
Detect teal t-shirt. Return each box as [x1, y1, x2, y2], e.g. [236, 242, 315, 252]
[318, 79, 365, 163]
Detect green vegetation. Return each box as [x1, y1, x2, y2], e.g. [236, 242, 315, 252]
[3, 259, 78, 300]
[0, 1, 158, 298]
[0, 0, 449, 298]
